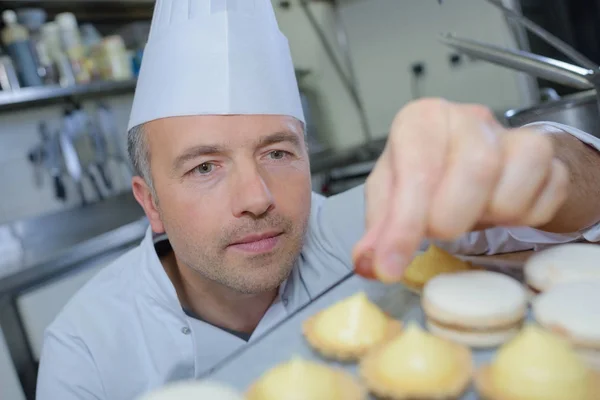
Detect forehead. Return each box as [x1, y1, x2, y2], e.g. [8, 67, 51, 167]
[144, 114, 303, 154]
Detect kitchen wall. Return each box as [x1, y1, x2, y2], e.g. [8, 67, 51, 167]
[0, 95, 134, 225]
[335, 0, 537, 138]
[0, 0, 534, 225]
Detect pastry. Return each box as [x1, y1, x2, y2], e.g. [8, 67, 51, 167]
[422, 271, 527, 348]
[532, 281, 600, 371]
[524, 243, 600, 294]
[303, 292, 402, 361]
[137, 380, 244, 400]
[476, 325, 600, 400]
[360, 323, 472, 399]
[401, 245, 477, 292]
[246, 356, 366, 400]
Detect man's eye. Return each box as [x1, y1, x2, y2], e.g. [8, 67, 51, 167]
[194, 162, 214, 175]
[269, 150, 287, 160]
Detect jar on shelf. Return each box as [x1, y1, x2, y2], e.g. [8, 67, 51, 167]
[94, 35, 133, 81]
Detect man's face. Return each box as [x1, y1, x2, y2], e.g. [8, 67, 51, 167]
[142, 115, 312, 294]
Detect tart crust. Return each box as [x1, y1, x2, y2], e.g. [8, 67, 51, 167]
[246, 361, 367, 400]
[302, 293, 402, 362]
[359, 335, 473, 399]
[475, 364, 600, 400]
[303, 314, 402, 361]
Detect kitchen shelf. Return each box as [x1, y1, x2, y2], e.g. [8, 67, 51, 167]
[0, 79, 137, 114]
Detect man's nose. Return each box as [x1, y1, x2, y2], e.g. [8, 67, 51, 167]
[231, 165, 274, 218]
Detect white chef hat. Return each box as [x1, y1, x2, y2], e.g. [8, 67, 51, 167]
[127, 0, 305, 131]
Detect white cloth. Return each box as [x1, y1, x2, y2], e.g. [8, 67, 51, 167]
[35, 124, 600, 400]
[127, 0, 305, 131]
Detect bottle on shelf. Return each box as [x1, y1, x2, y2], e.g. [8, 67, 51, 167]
[55, 12, 91, 84]
[41, 21, 76, 87]
[17, 8, 58, 85]
[0, 48, 21, 91]
[1, 9, 43, 87]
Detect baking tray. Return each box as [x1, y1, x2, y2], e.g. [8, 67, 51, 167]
[205, 254, 527, 399]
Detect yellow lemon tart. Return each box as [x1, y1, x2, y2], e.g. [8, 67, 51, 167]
[476, 325, 600, 400]
[303, 292, 402, 361]
[402, 245, 478, 292]
[246, 357, 365, 400]
[360, 323, 472, 399]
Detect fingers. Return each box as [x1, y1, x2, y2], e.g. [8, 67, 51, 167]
[427, 109, 502, 239]
[371, 100, 449, 282]
[353, 98, 570, 284]
[479, 131, 569, 227]
[522, 158, 570, 227]
[485, 131, 554, 224]
[353, 149, 393, 279]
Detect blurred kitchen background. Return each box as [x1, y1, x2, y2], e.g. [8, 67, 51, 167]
[0, 0, 598, 399]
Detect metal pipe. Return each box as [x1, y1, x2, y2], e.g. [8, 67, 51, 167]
[331, 0, 359, 95]
[298, 0, 373, 143]
[499, 0, 539, 104]
[485, 0, 599, 70]
[439, 33, 594, 90]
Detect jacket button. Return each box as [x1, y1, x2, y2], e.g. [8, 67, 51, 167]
[181, 327, 191, 335]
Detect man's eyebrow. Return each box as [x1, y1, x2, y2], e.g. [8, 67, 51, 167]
[259, 131, 302, 148]
[172, 144, 225, 172]
[172, 131, 302, 172]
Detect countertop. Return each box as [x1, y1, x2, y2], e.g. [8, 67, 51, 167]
[0, 193, 148, 296]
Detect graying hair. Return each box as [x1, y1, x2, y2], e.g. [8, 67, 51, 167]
[127, 124, 154, 193]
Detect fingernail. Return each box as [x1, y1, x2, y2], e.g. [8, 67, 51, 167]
[375, 252, 405, 283]
[354, 251, 376, 280]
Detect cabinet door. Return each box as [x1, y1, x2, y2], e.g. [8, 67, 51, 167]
[0, 326, 26, 400]
[16, 248, 132, 361]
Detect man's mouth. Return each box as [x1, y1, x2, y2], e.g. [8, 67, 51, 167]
[228, 231, 284, 254]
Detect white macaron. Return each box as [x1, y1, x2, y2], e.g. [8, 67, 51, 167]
[422, 270, 528, 348]
[524, 243, 600, 293]
[533, 281, 600, 370]
[137, 380, 244, 400]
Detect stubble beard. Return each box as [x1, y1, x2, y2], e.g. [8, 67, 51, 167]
[165, 212, 309, 295]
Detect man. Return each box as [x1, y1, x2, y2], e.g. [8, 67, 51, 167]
[37, 1, 600, 399]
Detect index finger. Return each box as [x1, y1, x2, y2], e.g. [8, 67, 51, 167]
[372, 100, 449, 282]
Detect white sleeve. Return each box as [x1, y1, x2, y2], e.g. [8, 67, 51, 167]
[431, 121, 600, 255]
[36, 328, 104, 400]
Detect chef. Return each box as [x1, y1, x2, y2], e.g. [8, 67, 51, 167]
[36, 1, 600, 399]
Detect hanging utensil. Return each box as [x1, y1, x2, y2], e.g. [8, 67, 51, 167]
[89, 117, 113, 192]
[44, 128, 66, 201]
[60, 109, 87, 206]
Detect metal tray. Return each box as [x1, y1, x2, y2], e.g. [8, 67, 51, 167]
[205, 257, 526, 399]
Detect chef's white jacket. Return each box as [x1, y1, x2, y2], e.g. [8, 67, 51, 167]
[36, 122, 600, 400]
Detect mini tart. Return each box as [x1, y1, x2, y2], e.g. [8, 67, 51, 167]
[476, 325, 600, 400]
[303, 292, 402, 361]
[360, 323, 472, 400]
[401, 245, 479, 293]
[246, 357, 366, 400]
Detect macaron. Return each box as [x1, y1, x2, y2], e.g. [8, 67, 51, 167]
[524, 243, 600, 294]
[137, 380, 244, 400]
[532, 281, 600, 371]
[422, 271, 528, 348]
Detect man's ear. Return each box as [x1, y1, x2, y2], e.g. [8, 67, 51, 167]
[132, 176, 165, 234]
